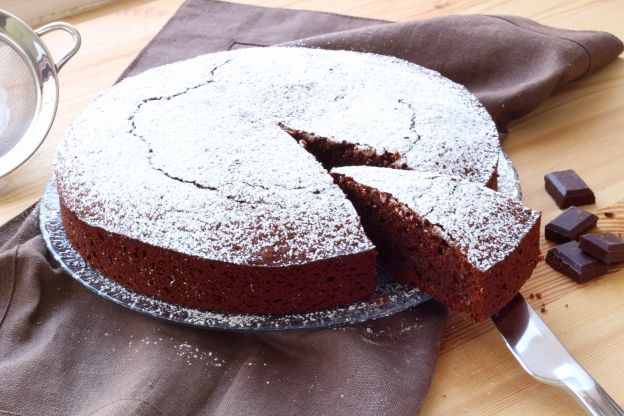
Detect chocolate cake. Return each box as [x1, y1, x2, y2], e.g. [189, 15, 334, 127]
[54, 47, 504, 315]
[331, 166, 541, 321]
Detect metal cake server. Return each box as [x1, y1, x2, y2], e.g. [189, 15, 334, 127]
[492, 294, 624, 416]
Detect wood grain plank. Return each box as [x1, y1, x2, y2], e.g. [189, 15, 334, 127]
[0, 0, 116, 25]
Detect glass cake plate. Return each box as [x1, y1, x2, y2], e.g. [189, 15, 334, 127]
[40, 149, 520, 332]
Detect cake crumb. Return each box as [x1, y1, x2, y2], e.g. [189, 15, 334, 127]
[535, 292, 542, 300]
[604, 212, 615, 218]
[529, 293, 535, 300]
[565, 304, 569, 308]
[540, 302, 547, 313]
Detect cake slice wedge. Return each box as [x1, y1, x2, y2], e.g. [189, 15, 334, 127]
[331, 166, 541, 321]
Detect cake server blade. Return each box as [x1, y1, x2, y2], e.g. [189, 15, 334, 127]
[492, 294, 624, 416]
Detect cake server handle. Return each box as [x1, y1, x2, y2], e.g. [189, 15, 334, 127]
[492, 294, 624, 416]
[558, 364, 624, 416]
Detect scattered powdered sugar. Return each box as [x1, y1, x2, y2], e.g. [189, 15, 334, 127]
[0, 86, 10, 138]
[55, 47, 499, 266]
[362, 320, 422, 339]
[124, 334, 227, 367]
[174, 341, 226, 367]
[332, 166, 540, 271]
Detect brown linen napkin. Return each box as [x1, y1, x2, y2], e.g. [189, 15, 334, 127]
[1, 1, 622, 415]
[0, 205, 447, 416]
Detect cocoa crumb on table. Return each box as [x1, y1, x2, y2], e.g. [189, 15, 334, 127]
[535, 292, 542, 300]
[529, 293, 535, 299]
[604, 212, 615, 218]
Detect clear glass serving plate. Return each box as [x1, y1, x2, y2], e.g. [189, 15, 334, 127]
[40, 149, 520, 332]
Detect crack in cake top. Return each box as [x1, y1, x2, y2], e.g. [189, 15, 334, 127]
[55, 47, 500, 266]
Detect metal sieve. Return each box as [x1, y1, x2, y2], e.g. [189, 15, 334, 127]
[0, 9, 80, 178]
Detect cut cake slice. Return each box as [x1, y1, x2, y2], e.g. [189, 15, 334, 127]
[331, 166, 541, 321]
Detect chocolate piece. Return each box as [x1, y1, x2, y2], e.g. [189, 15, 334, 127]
[546, 241, 608, 283]
[544, 170, 595, 208]
[604, 212, 615, 218]
[544, 206, 598, 243]
[579, 233, 624, 264]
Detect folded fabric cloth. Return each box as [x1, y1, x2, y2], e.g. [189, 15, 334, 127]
[1, 1, 622, 415]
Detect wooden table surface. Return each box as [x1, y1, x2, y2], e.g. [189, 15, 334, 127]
[1, 0, 623, 414]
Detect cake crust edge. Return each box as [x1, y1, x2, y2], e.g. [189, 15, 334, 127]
[60, 198, 378, 314]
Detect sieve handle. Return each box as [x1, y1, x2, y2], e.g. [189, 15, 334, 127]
[34, 22, 81, 73]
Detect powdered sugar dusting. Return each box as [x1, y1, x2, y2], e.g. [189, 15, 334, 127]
[174, 341, 226, 367]
[55, 47, 498, 266]
[332, 166, 540, 271]
[279, 51, 499, 184]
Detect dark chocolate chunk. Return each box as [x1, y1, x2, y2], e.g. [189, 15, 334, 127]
[579, 233, 624, 264]
[544, 206, 598, 243]
[546, 241, 608, 283]
[544, 170, 595, 208]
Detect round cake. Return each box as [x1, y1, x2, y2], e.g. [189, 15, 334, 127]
[55, 47, 501, 314]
